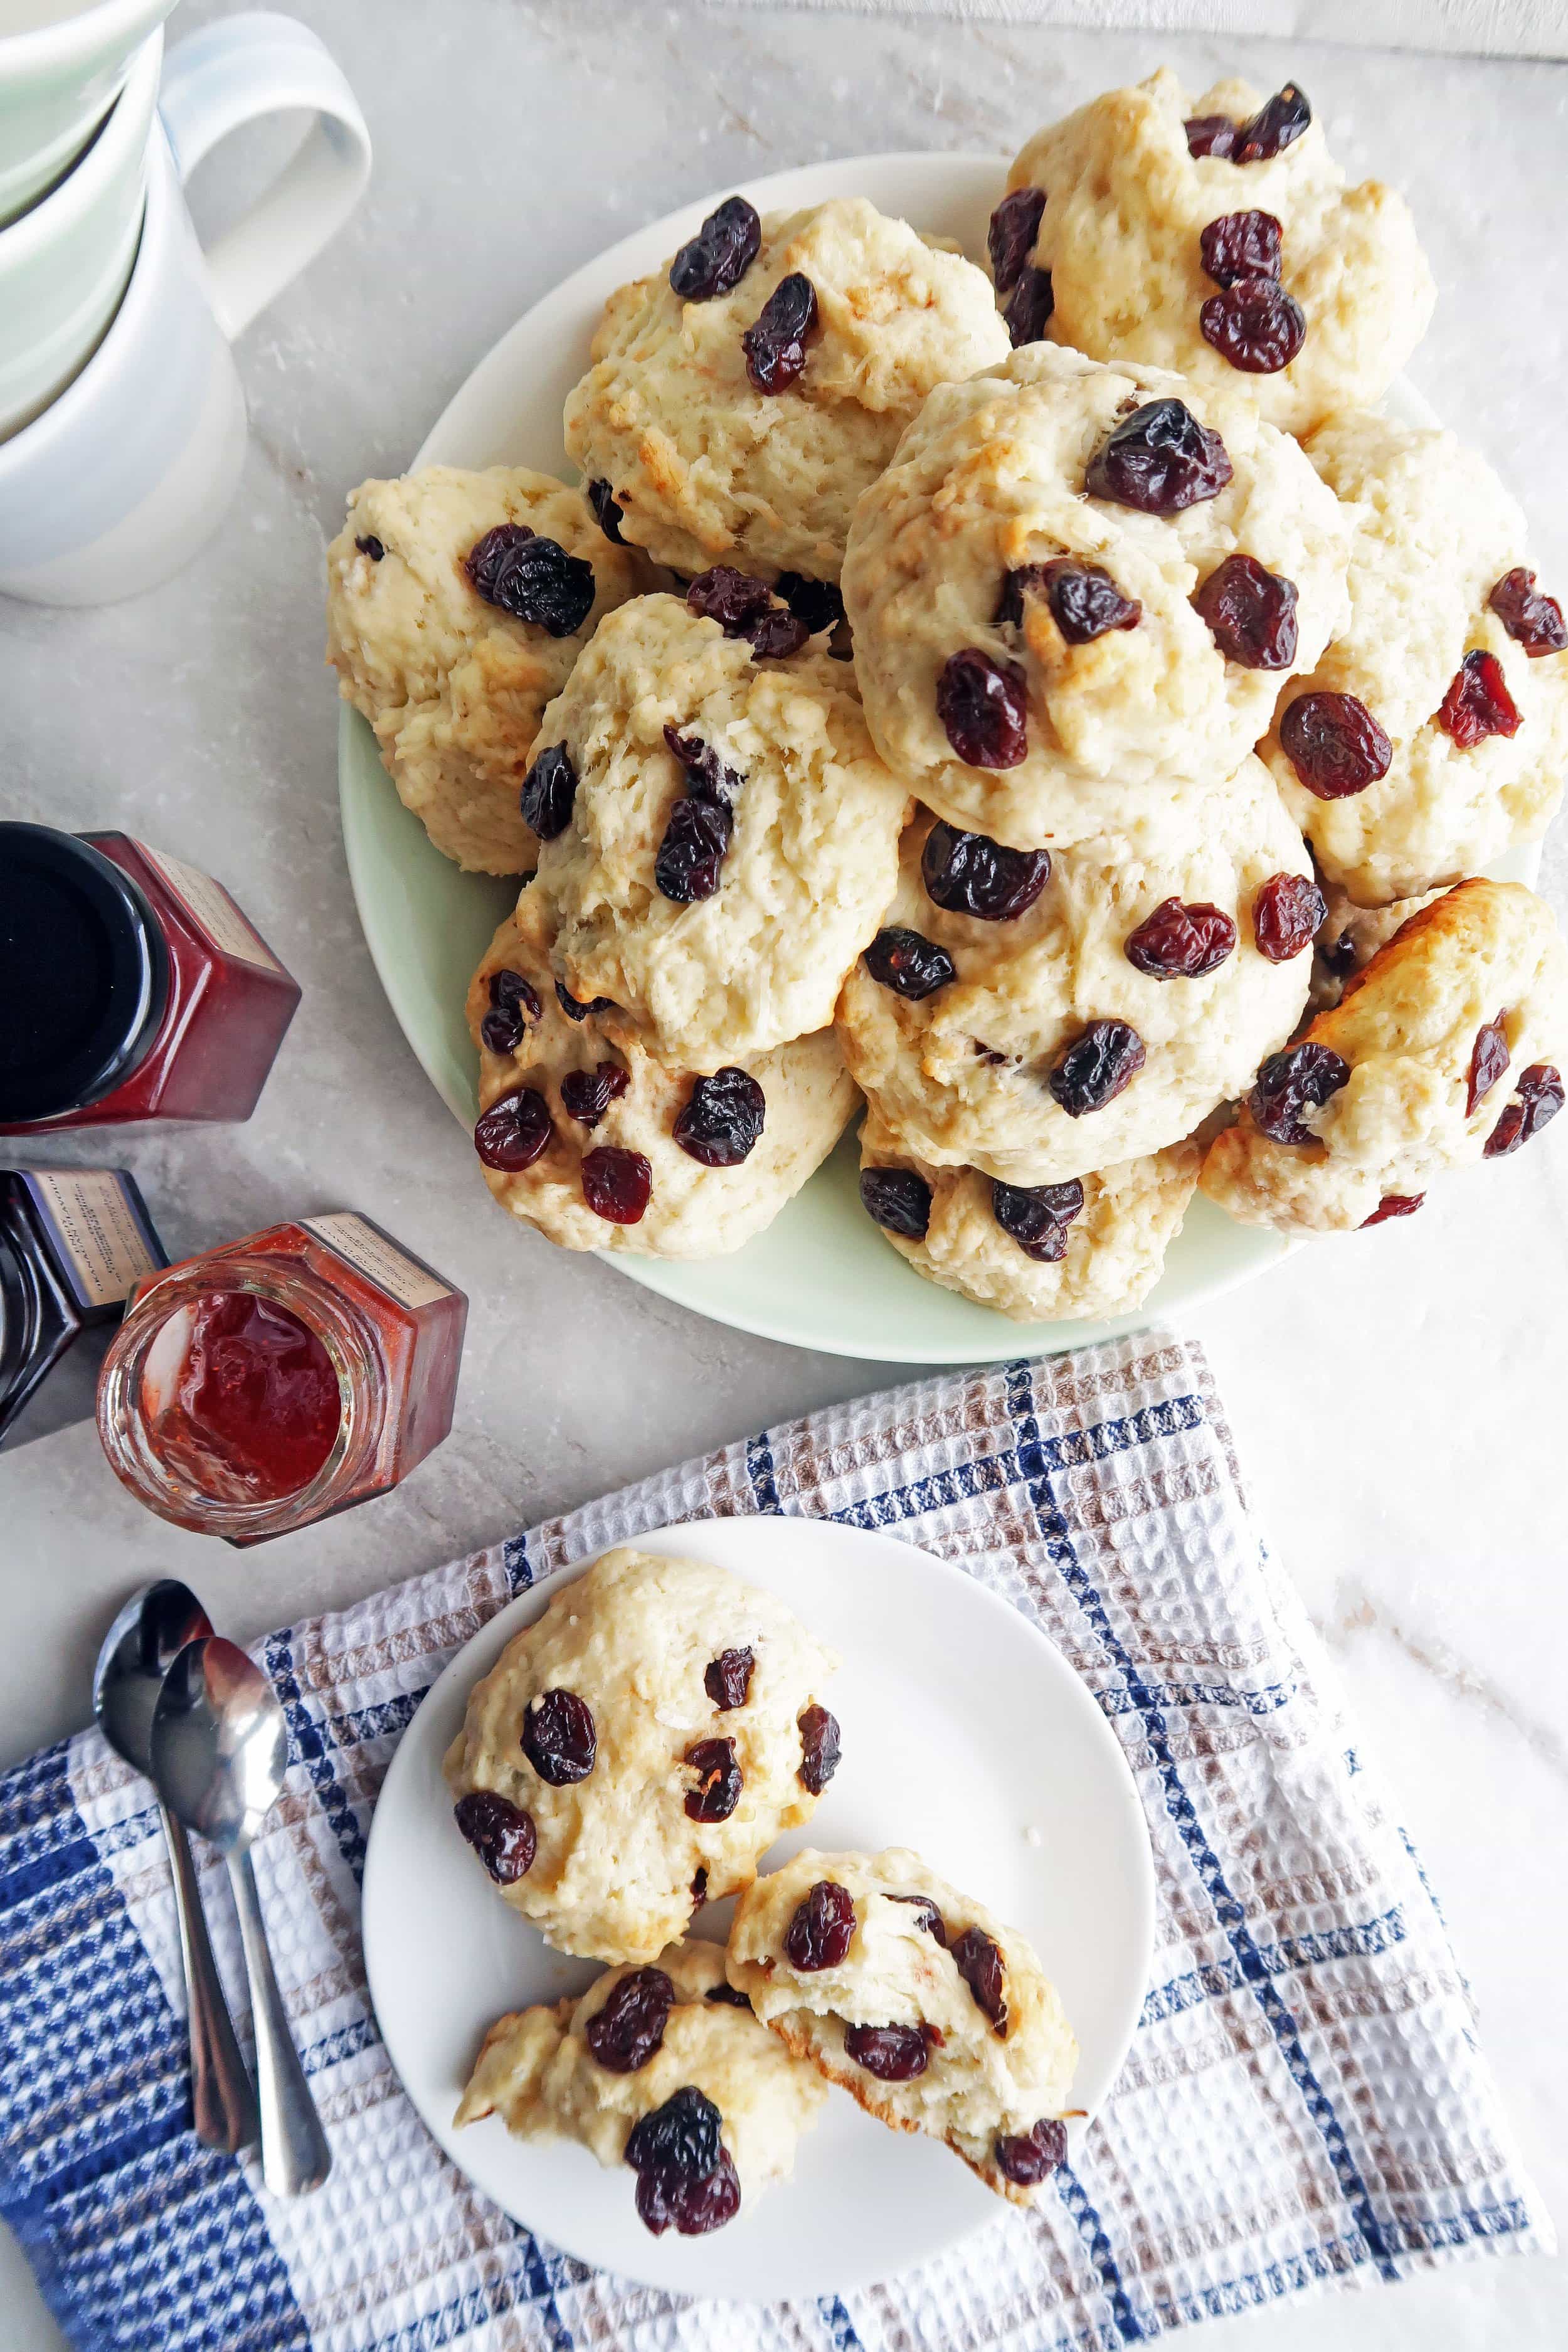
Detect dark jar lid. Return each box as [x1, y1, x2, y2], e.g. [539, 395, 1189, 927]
[0, 825, 170, 1122]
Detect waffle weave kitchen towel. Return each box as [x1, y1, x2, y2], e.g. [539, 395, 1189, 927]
[0, 1333, 1550, 2351]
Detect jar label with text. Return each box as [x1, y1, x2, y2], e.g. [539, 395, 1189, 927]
[21, 1169, 167, 1310]
[303, 1214, 452, 1311]
[134, 842, 283, 973]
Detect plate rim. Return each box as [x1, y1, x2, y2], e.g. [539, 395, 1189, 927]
[360, 1511, 1158, 2302]
[337, 150, 1535, 1365]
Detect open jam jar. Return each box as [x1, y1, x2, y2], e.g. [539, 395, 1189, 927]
[96, 1215, 467, 1544]
[0, 1167, 167, 1447]
[0, 824, 301, 1131]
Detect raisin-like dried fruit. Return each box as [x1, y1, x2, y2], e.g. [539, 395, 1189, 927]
[1279, 692, 1392, 799]
[522, 1688, 597, 1784]
[1249, 1040, 1351, 1144]
[1005, 265, 1055, 347]
[706, 1979, 751, 2009]
[519, 742, 578, 840]
[556, 981, 613, 1023]
[1199, 209, 1282, 285]
[1362, 1193, 1424, 1227]
[844, 2023, 931, 2081]
[988, 186, 1046, 295]
[1192, 553, 1298, 668]
[1485, 1063, 1564, 1157]
[1124, 898, 1237, 979]
[1436, 649, 1521, 748]
[453, 1790, 536, 1883]
[691, 1867, 708, 1910]
[559, 1062, 630, 1129]
[1185, 115, 1238, 158]
[1488, 568, 1567, 659]
[994, 2118, 1067, 2185]
[748, 605, 810, 658]
[655, 796, 734, 902]
[743, 271, 818, 393]
[797, 1702, 840, 1794]
[466, 525, 596, 636]
[889, 1893, 948, 1947]
[1252, 873, 1325, 963]
[1466, 1013, 1511, 1116]
[626, 2085, 723, 2180]
[662, 725, 743, 807]
[480, 967, 543, 1054]
[687, 565, 773, 635]
[474, 1087, 553, 1172]
[783, 1879, 857, 1971]
[922, 820, 1050, 920]
[860, 1167, 932, 1240]
[586, 479, 625, 544]
[999, 559, 1141, 643]
[1047, 1021, 1147, 1116]
[1086, 399, 1232, 514]
[674, 1067, 766, 1166]
[936, 650, 1029, 770]
[585, 1968, 675, 2072]
[864, 926, 957, 999]
[355, 533, 384, 561]
[581, 1145, 653, 1224]
[1234, 83, 1311, 163]
[775, 572, 845, 635]
[669, 195, 761, 301]
[992, 1177, 1086, 1263]
[1200, 277, 1306, 373]
[684, 1736, 743, 1823]
[704, 1647, 755, 1710]
[635, 2146, 741, 2237]
[952, 1926, 1007, 2029]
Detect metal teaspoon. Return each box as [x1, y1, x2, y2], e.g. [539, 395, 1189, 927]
[151, 1635, 332, 2197]
[93, 1581, 259, 2155]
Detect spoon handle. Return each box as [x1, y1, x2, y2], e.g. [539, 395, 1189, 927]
[228, 1847, 332, 2196]
[159, 1799, 260, 2154]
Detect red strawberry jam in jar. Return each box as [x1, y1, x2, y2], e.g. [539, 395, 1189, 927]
[97, 1215, 467, 1544]
[0, 823, 300, 1131]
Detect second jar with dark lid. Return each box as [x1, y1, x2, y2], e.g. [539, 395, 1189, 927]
[0, 823, 301, 1131]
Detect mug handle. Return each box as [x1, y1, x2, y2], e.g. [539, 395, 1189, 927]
[156, 10, 371, 341]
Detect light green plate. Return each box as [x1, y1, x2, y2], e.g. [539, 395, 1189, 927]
[337, 152, 1484, 1364]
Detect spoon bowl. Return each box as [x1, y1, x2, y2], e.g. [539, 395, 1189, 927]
[93, 1576, 213, 1776]
[153, 1635, 289, 1855]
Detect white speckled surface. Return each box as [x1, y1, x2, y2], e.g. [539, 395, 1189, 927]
[0, 6, 1564, 2344]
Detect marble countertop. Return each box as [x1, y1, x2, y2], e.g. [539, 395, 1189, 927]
[1, 4, 1564, 2344]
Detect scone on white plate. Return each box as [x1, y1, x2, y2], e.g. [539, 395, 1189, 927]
[835, 780, 1317, 1186]
[327, 466, 647, 874]
[990, 70, 1433, 437]
[726, 1848, 1079, 2207]
[1262, 412, 1568, 905]
[857, 1106, 1201, 1323]
[467, 891, 857, 1257]
[564, 194, 1009, 582]
[456, 1937, 827, 2237]
[842, 342, 1349, 848]
[444, 1546, 842, 1964]
[1200, 878, 1567, 1233]
[527, 591, 910, 1069]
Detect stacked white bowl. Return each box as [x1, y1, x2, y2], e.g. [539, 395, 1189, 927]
[0, 1, 370, 604]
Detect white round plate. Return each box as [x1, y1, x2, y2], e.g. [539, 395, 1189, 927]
[339, 152, 1534, 1364]
[361, 1515, 1156, 2301]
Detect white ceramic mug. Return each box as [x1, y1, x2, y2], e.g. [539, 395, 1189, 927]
[0, 11, 369, 606]
[0, 21, 161, 440]
[0, 0, 175, 223]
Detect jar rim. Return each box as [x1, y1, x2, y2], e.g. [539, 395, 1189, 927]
[95, 1257, 386, 1540]
[0, 825, 169, 1122]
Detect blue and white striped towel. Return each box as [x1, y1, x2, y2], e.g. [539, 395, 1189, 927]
[0, 1333, 1549, 2351]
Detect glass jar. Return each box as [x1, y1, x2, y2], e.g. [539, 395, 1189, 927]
[0, 1166, 167, 1445]
[0, 823, 301, 1131]
[97, 1214, 467, 1544]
